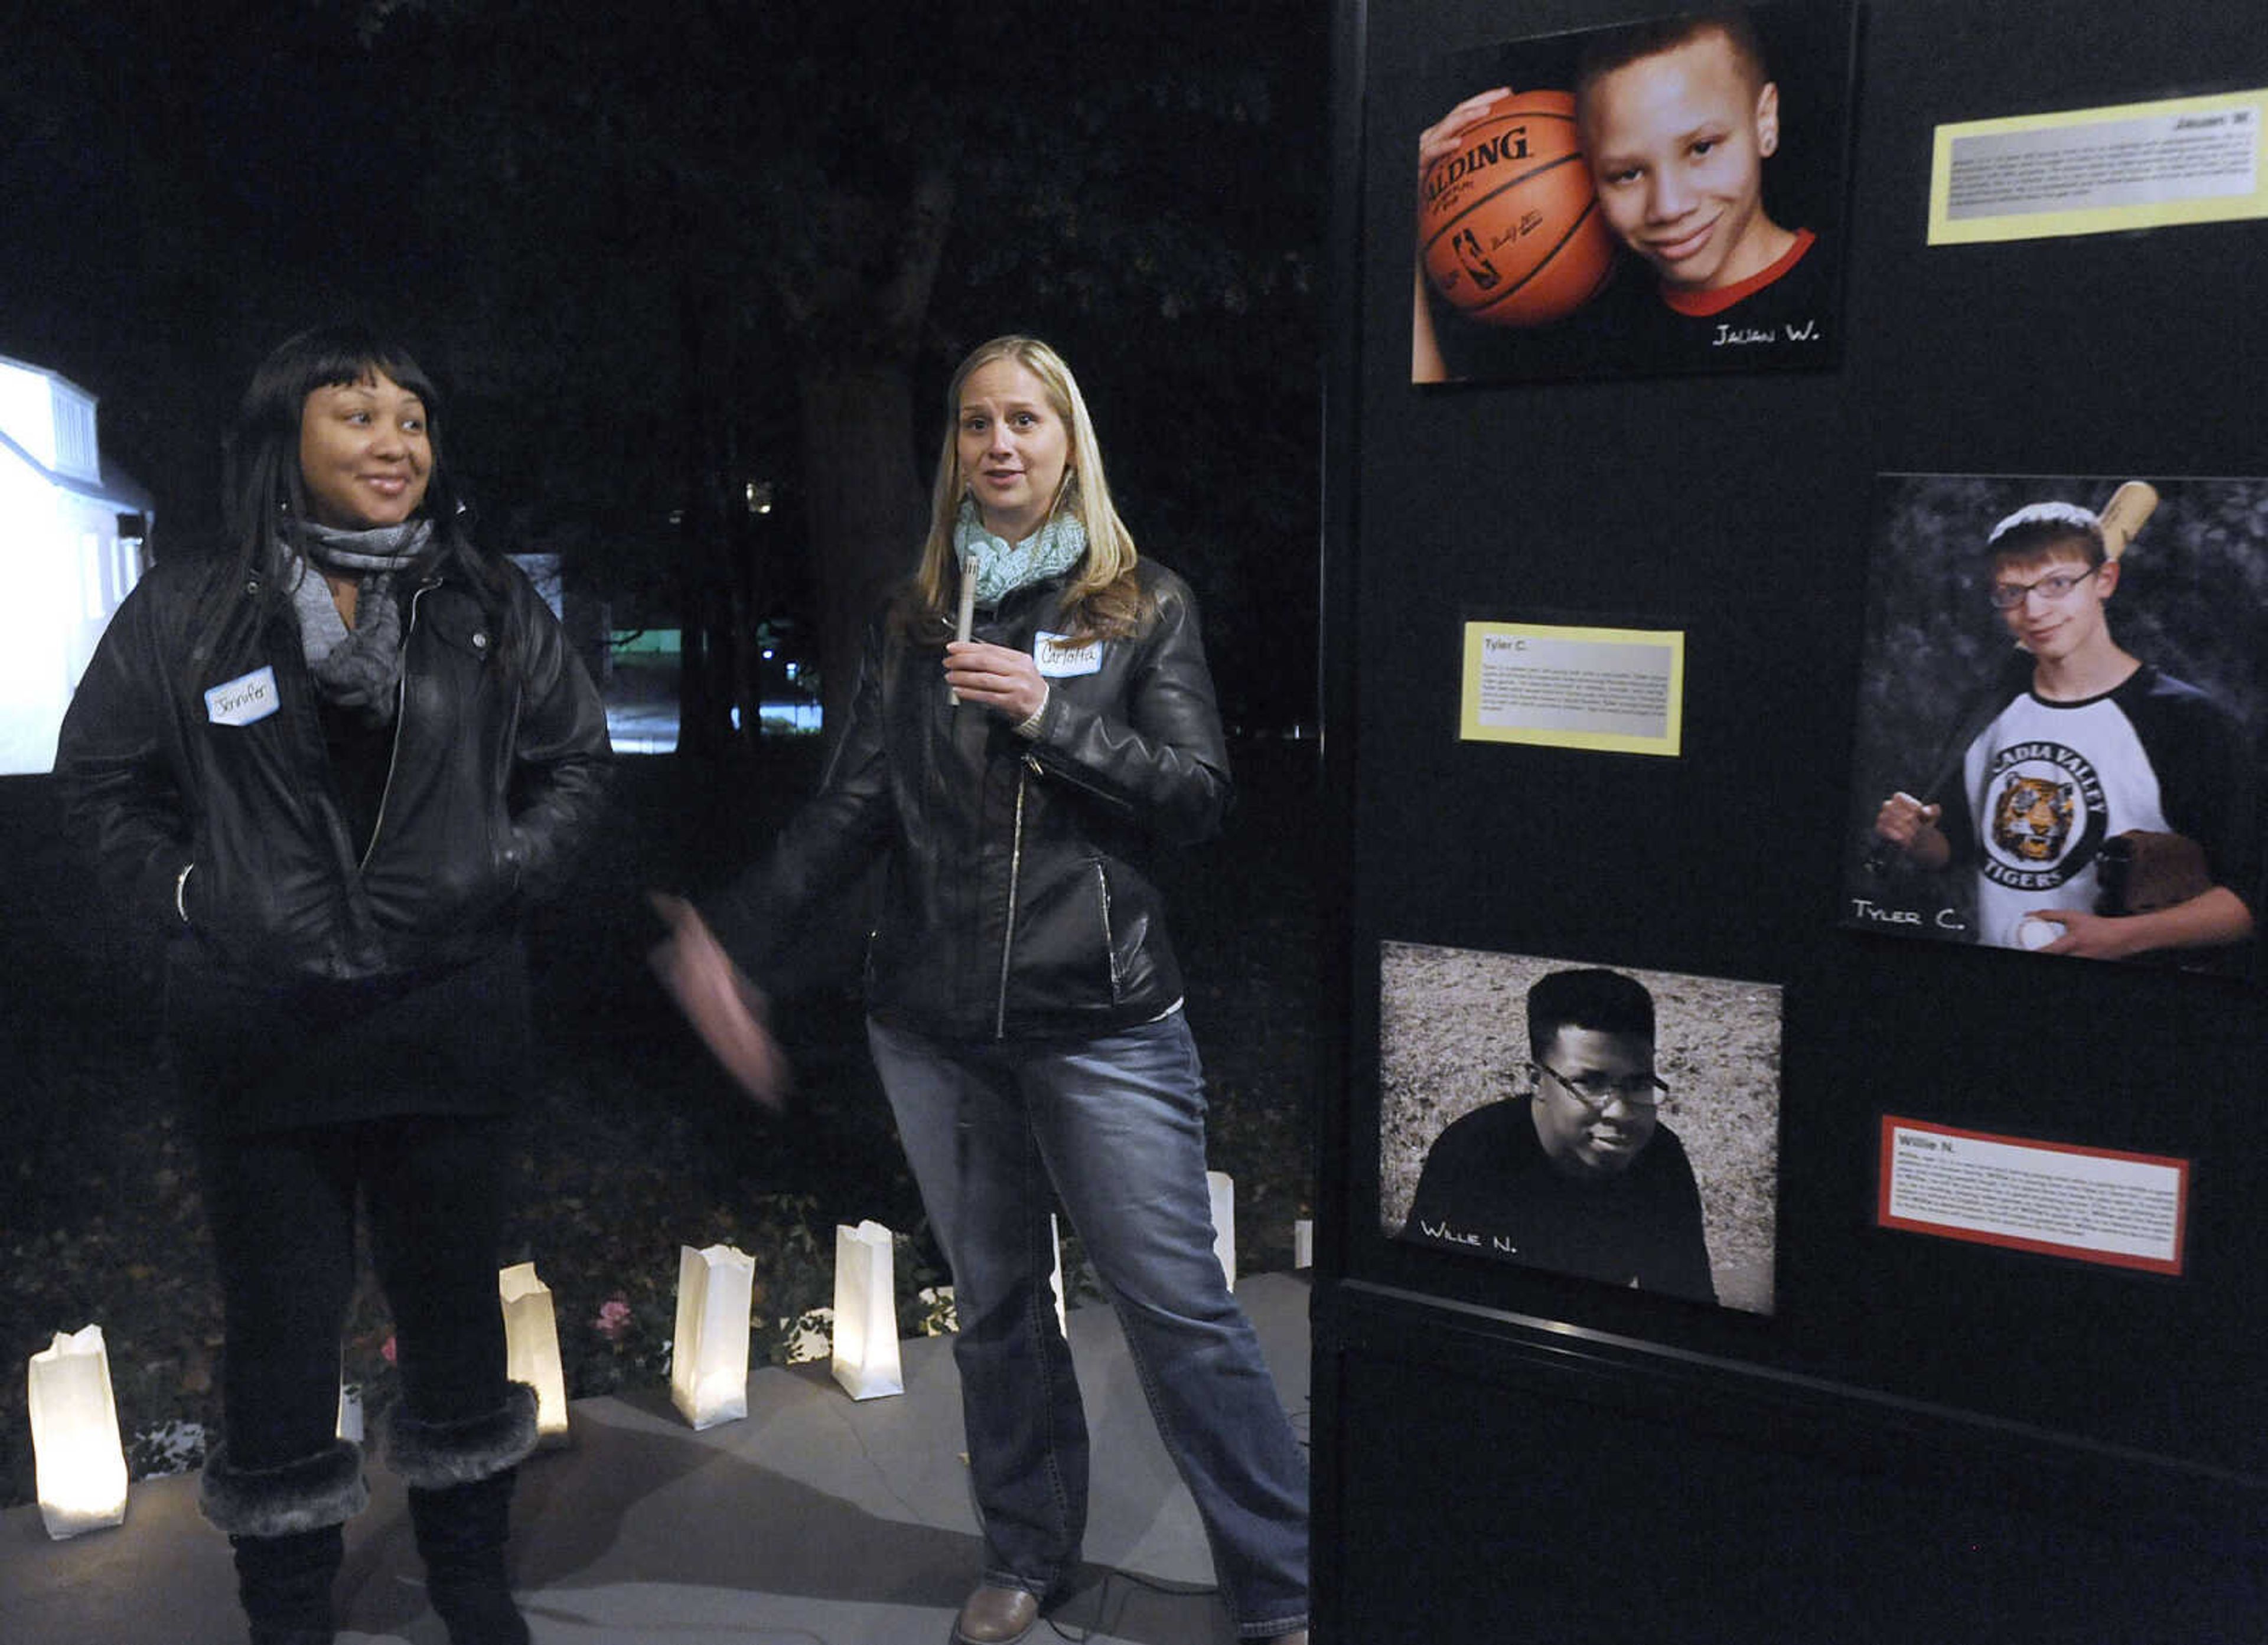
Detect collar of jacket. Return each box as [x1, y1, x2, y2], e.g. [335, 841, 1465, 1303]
[982, 572, 1074, 626]
[246, 565, 447, 599]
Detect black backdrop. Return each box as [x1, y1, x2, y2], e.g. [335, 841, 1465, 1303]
[1317, 1, 2268, 1638]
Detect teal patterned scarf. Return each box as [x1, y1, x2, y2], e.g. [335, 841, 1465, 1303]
[954, 498, 1088, 608]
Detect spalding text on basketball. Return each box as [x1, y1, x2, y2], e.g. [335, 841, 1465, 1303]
[1422, 126, 1534, 210]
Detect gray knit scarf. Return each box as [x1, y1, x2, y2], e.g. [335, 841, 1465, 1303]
[286, 518, 435, 724]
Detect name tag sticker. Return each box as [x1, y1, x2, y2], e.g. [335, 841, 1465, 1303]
[1034, 633, 1103, 678]
[204, 665, 281, 727]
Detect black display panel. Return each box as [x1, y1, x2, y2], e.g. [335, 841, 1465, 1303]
[1318, 0, 2268, 1540]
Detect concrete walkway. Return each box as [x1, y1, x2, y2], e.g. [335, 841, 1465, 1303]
[2, 1274, 1311, 1645]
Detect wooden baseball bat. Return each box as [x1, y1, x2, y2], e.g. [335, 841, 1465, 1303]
[2098, 479, 2158, 561]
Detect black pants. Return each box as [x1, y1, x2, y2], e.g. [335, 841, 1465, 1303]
[196, 1114, 515, 1471]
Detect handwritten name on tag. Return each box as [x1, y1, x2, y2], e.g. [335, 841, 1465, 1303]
[204, 665, 280, 727]
[1034, 633, 1103, 678]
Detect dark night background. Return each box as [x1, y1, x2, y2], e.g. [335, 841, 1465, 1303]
[0, 0, 1330, 1506]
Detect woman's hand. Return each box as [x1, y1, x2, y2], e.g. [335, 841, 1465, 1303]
[944, 641, 1048, 723]
[646, 892, 790, 1111]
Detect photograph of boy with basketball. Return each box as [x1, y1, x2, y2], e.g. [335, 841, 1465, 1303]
[1410, 4, 1852, 385]
[1845, 474, 2266, 976]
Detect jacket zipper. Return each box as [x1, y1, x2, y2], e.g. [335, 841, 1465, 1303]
[1094, 861, 1119, 998]
[358, 579, 436, 872]
[1031, 752, 1135, 815]
[994, 759, 1033, 1039]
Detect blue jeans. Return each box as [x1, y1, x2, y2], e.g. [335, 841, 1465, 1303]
[868, 1012, 1309, 1639]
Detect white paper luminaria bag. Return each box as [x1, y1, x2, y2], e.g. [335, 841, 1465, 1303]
[830, 1220, 905, 1401]
[28, 1324, 129, 1539]
[670, 1242, 755, 1429]
[498, 1262, 572, 1447]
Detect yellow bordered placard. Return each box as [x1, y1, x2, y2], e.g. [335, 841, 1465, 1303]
[1929, 89, 2268, 245]
[1458, 621, 1684, 756]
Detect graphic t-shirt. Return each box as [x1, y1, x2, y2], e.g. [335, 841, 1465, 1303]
[1941, 664, 2257, 951]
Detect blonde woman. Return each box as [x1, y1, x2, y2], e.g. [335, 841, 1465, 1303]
[654, 336, 1308, 1644]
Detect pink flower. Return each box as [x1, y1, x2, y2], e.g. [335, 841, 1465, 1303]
[594, 1297, 633, 1342]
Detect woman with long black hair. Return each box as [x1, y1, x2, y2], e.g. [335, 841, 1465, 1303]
[57, 324, 612, 1644]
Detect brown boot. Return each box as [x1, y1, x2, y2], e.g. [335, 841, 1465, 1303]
[952, 1583, 1041, 1644]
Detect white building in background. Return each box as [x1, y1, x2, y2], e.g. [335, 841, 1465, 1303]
[0, 355, 154, 775]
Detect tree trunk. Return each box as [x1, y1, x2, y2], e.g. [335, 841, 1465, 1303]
[796, 361, 928, 740]
[673, 254, 748, 759]
[786, 155, 957, 745]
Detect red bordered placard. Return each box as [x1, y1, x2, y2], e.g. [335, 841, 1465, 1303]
[1876, 1114, 2188, 1276]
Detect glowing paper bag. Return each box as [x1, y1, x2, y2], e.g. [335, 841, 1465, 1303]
[829, 1221, 905, 1401]
[1207, 1170, 1237, 1291]
[28, 1325, 129, 1539]
[498, 1262, 571, 1447]
[670, 1242, 755, 1429]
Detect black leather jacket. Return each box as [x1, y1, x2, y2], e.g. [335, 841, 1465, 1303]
[710, 559, 1230, 1041]
[56, 551, 612, 984]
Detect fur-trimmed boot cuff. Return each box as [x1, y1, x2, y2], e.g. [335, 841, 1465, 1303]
[199, 1439, 369, 1538]
[386, 1382, 540, 1490]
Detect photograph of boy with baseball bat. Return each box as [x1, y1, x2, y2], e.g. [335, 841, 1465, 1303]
[1846, 474, 2264, 973]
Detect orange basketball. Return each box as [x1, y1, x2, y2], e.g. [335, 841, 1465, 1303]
[1418, 89, 1615, 328]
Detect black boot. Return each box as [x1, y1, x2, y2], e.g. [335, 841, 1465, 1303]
[230, 1526, 346, 1645]
[199, 1439, 367, 1644]
[408, 1471, 530, 1645]
[389, 1382, 539, 1645]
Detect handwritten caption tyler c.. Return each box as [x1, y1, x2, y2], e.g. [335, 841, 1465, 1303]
[1850, 896, 1967, 934]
